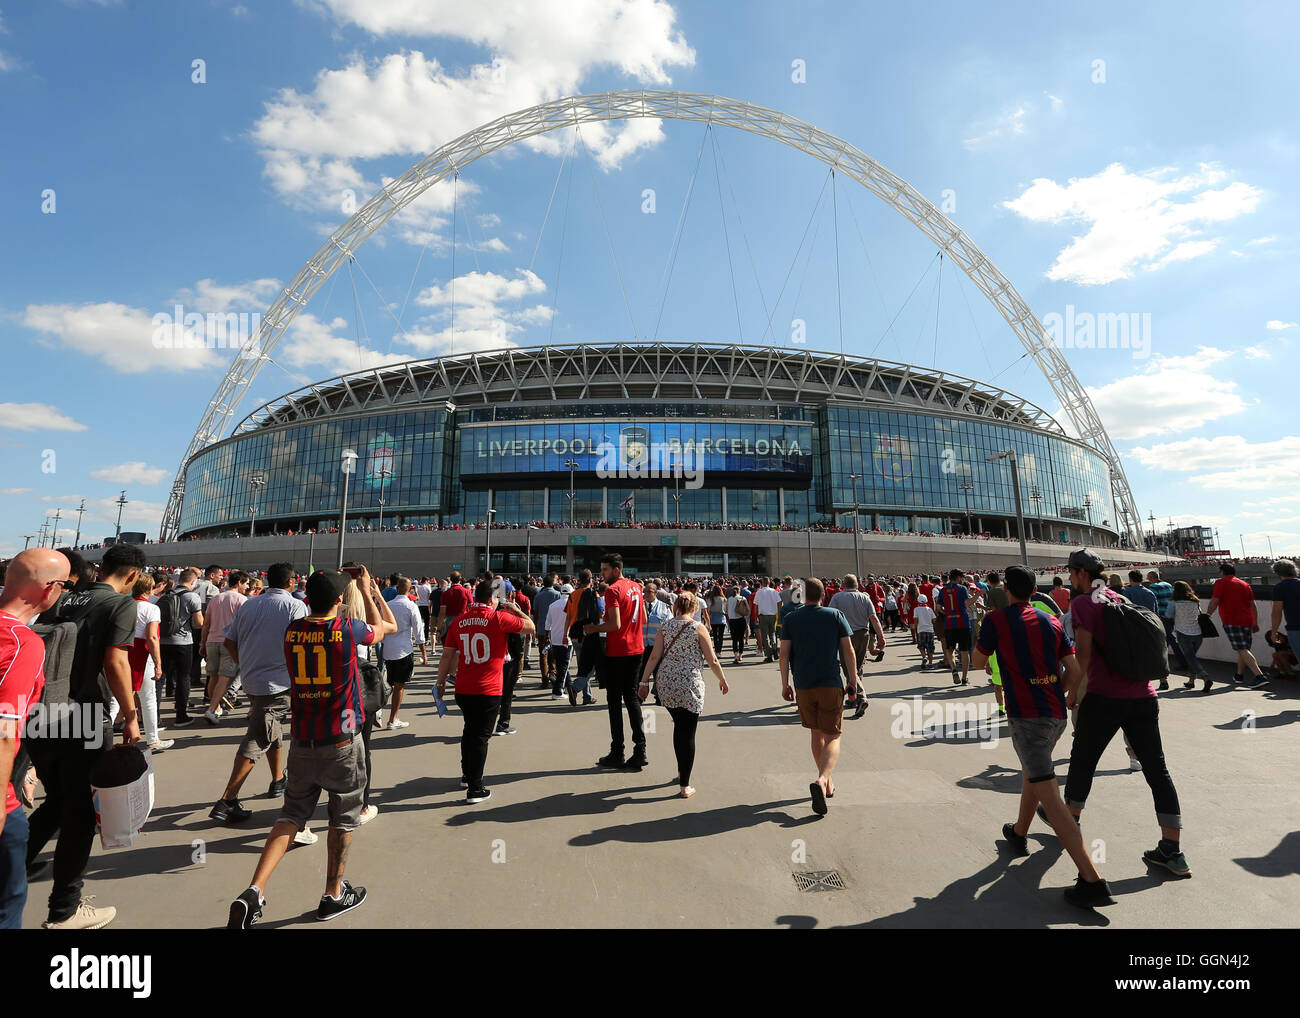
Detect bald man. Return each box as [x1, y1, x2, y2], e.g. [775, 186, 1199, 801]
[0, 549, 72, 928]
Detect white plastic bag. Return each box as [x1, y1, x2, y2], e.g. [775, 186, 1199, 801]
[91, 747, 155, 850]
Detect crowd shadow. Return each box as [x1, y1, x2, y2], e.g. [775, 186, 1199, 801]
[569, 798, 813, 846]
[1234, 832, 1300, 877]
[446, 781, 672, 827]
[710, 704, 800, 728]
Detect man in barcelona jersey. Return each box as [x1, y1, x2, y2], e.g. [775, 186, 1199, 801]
[227, 566, 395, 929]
[973, 564, 1113, 910]
[588, 554, 649, 771]
[438, 579, 535, 804]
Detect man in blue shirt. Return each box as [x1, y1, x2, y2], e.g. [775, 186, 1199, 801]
[209, 562, 307, 826]
[1145, 569, 1187, 673]
[779, 577, 858, 817]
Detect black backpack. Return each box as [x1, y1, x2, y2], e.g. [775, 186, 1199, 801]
[1098, 593, 1169, 683]
[158, 590, 186, 639]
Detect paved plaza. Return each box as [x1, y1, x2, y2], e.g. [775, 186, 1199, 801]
[23, 640, 1298, 930]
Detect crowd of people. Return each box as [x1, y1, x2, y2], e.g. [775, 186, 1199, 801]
[0, 541, 1296, 928]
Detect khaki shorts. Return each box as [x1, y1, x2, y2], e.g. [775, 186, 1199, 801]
[237, 692, 291, 761]
[205, 643, 239, 680]
[795, 686, 844, 735]
[279, 737, 366, 832]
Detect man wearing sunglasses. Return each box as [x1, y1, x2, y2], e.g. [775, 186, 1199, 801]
[0, 549, 73, 928]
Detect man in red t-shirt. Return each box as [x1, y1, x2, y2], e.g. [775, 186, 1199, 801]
[0, 549, 70, 929]
[588, 553, 648, 770]
[1207, 562, 1266, 686]
[437, 580, 533, 803]
[436, 571, 471, 641]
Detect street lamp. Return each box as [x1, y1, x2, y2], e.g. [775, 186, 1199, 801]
[1082, 497, 1095, 547]
[564, 458, 579, 528]
[987, 451, 1028, 566]
[1239, 533, 1246, 558]
[22, 534, 34, 550]
[1028, 487, 1042, 543]
[336, 448, 358, 569]
[484, 507, 498, 573]
[113, 491, 128, 543]
[376, 465, 393, 531]
[848, 472, 862, 578]
[525, 523, 540, 575]
[72, 498, 87, 549]
[249, 472, 266, 538]
[959, 481, 974, 535]
[1148, 510, 1159, 553]
[671, 447, 683, 526]
[50, 507, 64, 548]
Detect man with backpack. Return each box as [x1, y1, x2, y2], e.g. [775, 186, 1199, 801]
[27, 543, 146, 929]
[1061, 549, 1190, 881]
[158, 568, 204, 727]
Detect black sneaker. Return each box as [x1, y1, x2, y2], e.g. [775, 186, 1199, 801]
[1063, 875, 1116, 908]
[1036, 803, 1080, 830]
[174, 716, 196, 728]
[582, 696, 597, 705]
[1001, 822, 1029, 856]
[267, 777, 287, 798]
[1243, 674, 1268, 689]
[1142, 844, 1192, 878]
[210, 798, 252, 824]
[227, 888, 264, 929]
[316, 880, 367, 921]
[493, 723, 516, 736]
[951, 670, 961, 685]
[597, 752, 625, 768]
[466, 787, 492, 804]
[623, 750, 648, 771]
[851, 699, 868, 720]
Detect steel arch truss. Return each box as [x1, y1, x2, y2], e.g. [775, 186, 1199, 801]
[162, 90, 1141, 544]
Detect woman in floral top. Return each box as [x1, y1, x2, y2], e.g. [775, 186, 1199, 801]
[639, 591, 729, 798]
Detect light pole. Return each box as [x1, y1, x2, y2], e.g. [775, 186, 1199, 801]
[37, 520, 49, 548]
[525, 523, 540, 575]
[672, 448, 682, 526]
[987, 451, 1028, 565]
[484, 507, 498, 573]
[50, 507, 64, 547]
[959, 481, 974, 535]
[72, 498, 87, 548]
[564, 458, 579, 528]
[249, 472, 266, 538]
[113, 491, 128, 543]
[1082, 498, 1094, 547]
[848, 472, 862, 578]
[376, 465, 393, 531]
[22, 534, 34, 550]
[1239, 533, 1246, 558]
[1148, 511, 1159, 553]
[1028, 487, 1042, 543]
[336, 448, 358, 569]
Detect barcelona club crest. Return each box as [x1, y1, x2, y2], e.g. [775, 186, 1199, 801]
[872, 435, 912, 483]
[620, 425, 650, 471]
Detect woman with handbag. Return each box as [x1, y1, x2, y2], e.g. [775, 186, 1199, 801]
[1171, 581, 1213, 691]
[637, 591, 729, 799]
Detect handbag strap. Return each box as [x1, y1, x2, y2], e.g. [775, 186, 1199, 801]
[657, 620, 693, 667]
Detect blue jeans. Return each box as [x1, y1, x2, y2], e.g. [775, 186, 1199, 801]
[1177, 633, 1208, 678]
[1163, 618, 1188, 668]
[549, 644, 571, 695]
[0, 806, 29, 929]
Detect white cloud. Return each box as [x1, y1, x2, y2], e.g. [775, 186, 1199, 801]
[1129, 435, 1300, 490]
[409, 268, 552, 354]
[90, 462, 169, 486]
[0, 488, 31, 495]
[1242, 344, 1270, 360]
[963, 103, 1032, 149]
[1081, 346, 1248, 441]
[0, 403, 88, 432]
[174, 278, 281, 314]
[253, 0, 693, 213]
[1004, 163, 1261, 285]
[39, 493, 167, 538]
[277, 312, 415, 376]
[1247, 236, 1277, 247]
[1266, 320, 1296, 330]
[23, 301, 220, 372]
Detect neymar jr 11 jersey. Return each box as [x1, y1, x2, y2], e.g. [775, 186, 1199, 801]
[283, 615, 375, 740]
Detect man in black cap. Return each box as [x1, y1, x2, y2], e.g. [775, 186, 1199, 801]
[1061, 548, 1190, 880]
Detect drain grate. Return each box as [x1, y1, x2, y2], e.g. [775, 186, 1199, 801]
[792, 870, 846, 892]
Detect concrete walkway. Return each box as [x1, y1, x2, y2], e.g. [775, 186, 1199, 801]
[21, 636, 1299, 929]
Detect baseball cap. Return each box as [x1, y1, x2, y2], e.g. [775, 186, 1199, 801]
[561, 583, 574, 593]
[305, 569, 349, 608]
[1004, 564, 1037, 598]
[916, 593, 928, 604]
[1066, 548, 1105, 573]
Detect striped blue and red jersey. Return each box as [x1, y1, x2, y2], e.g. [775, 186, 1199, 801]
[283, 615, 375, 740]
[976, 603, 1074, 719]
[940, 582, 971, 629]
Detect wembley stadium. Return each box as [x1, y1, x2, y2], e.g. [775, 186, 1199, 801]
[150, 341, 1127, 577]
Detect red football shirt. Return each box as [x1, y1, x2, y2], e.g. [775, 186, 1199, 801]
[440, 584, 470, 623]
[0, 612, 46, 814]
[448, 602, 526, 695]
[1212, 576, 1257, 627]
[603, 576, 646, 657]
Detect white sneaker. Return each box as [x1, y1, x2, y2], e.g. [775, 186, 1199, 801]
[386, 719, 409, 730]
[1129, 757, 1143, 772]
[204, 710, 221, 725]
[144, 739, 175, 752]
[42, 896, 116, 930]
[358, 805, 379, 825]
[293, 827, 319, 846]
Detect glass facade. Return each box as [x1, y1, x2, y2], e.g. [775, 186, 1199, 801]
[178, 399, 1117, 539]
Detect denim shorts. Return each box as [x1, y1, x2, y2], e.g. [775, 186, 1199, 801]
[1008, 716, 1067, 784]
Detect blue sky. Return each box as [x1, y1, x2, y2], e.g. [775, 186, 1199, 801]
[1, 0, 1296, 556]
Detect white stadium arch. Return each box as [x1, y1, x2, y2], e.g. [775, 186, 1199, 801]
[161, 90, 1142, 545]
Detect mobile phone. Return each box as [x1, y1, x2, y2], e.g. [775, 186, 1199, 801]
[343, 566, 363, 580]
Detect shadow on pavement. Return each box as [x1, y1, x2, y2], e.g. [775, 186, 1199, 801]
[569, 798, 810, 845]
[1234, 831, 1300, 877]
